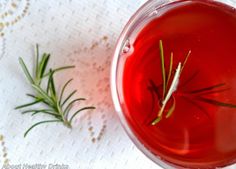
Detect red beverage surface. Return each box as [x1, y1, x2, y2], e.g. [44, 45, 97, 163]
[121, 0, 236, 168]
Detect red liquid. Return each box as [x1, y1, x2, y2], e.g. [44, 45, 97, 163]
[121, 0, 236, 168]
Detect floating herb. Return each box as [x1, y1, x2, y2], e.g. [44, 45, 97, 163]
[150, 40, 236, 125]
[15, 45, 95, 137]
[151, 40, 191, 125]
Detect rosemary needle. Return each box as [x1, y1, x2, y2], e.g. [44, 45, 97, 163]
[159, 40, 166, 98]
[15, 45, 95, 137]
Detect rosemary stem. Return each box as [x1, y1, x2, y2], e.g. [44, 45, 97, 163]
[17, 45, 94, 136]
[152, 63, 182, 125]
[162, 63, 181, 106]
[56, 101, 66, 122]
[157, 104, 166, 118]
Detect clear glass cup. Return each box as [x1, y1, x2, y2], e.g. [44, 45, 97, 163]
[111, 0, 236, 168]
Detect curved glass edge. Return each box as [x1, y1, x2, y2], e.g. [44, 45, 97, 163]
[110, 0, 176, 169]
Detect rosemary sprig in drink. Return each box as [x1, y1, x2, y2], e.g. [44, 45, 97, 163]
[151, 40, 236, 125]
[15, 45, 95, 137]
[151, 40, 191, 125]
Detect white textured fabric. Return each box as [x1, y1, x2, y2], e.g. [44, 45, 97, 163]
[0, 0, 161, 169]
[0, 0, 235, 169]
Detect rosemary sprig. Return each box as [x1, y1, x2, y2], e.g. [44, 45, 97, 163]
[151, 41, 236, 126]
[15, 45, 95, 137]
[152, 40, 191, 125]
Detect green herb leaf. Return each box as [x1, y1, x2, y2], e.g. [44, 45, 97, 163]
[24, 120, 61, 137]
[31, 84, 54, 106]
[181, 50, 191, 73]
[166, 52, 173, 87]
[194, 88, 229, 96]
[35, 44, 39, 78]
[166, 97, 176, 118]
[187, 83, 226, 94]
[43, 66, 75, 77]
[19, 58, 34, 84]
[39, 53, 50, 78]
[31, 111, 61, 119]
[16, 45, 95, 137]
[15, 99, 43, 109]
[59, 78, 73, 105]
[151, 116, 162, 125]
[69, 106, 95, 124]
[159, 40, 166, 98]
[61, 90, 77, 107]
[64, 98, 86, 118]
[197, 97, 236, 108]
[21, 109, 53, 114]
[48, 69, 57, 99]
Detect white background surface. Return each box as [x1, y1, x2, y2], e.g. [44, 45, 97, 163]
[0, 0, 162, 169]
[1, 0, 236, 169]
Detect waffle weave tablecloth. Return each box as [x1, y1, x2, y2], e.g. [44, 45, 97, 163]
[1, 0, 236, 169]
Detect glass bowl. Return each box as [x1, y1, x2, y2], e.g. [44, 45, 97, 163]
[111, 0, 236, 168]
